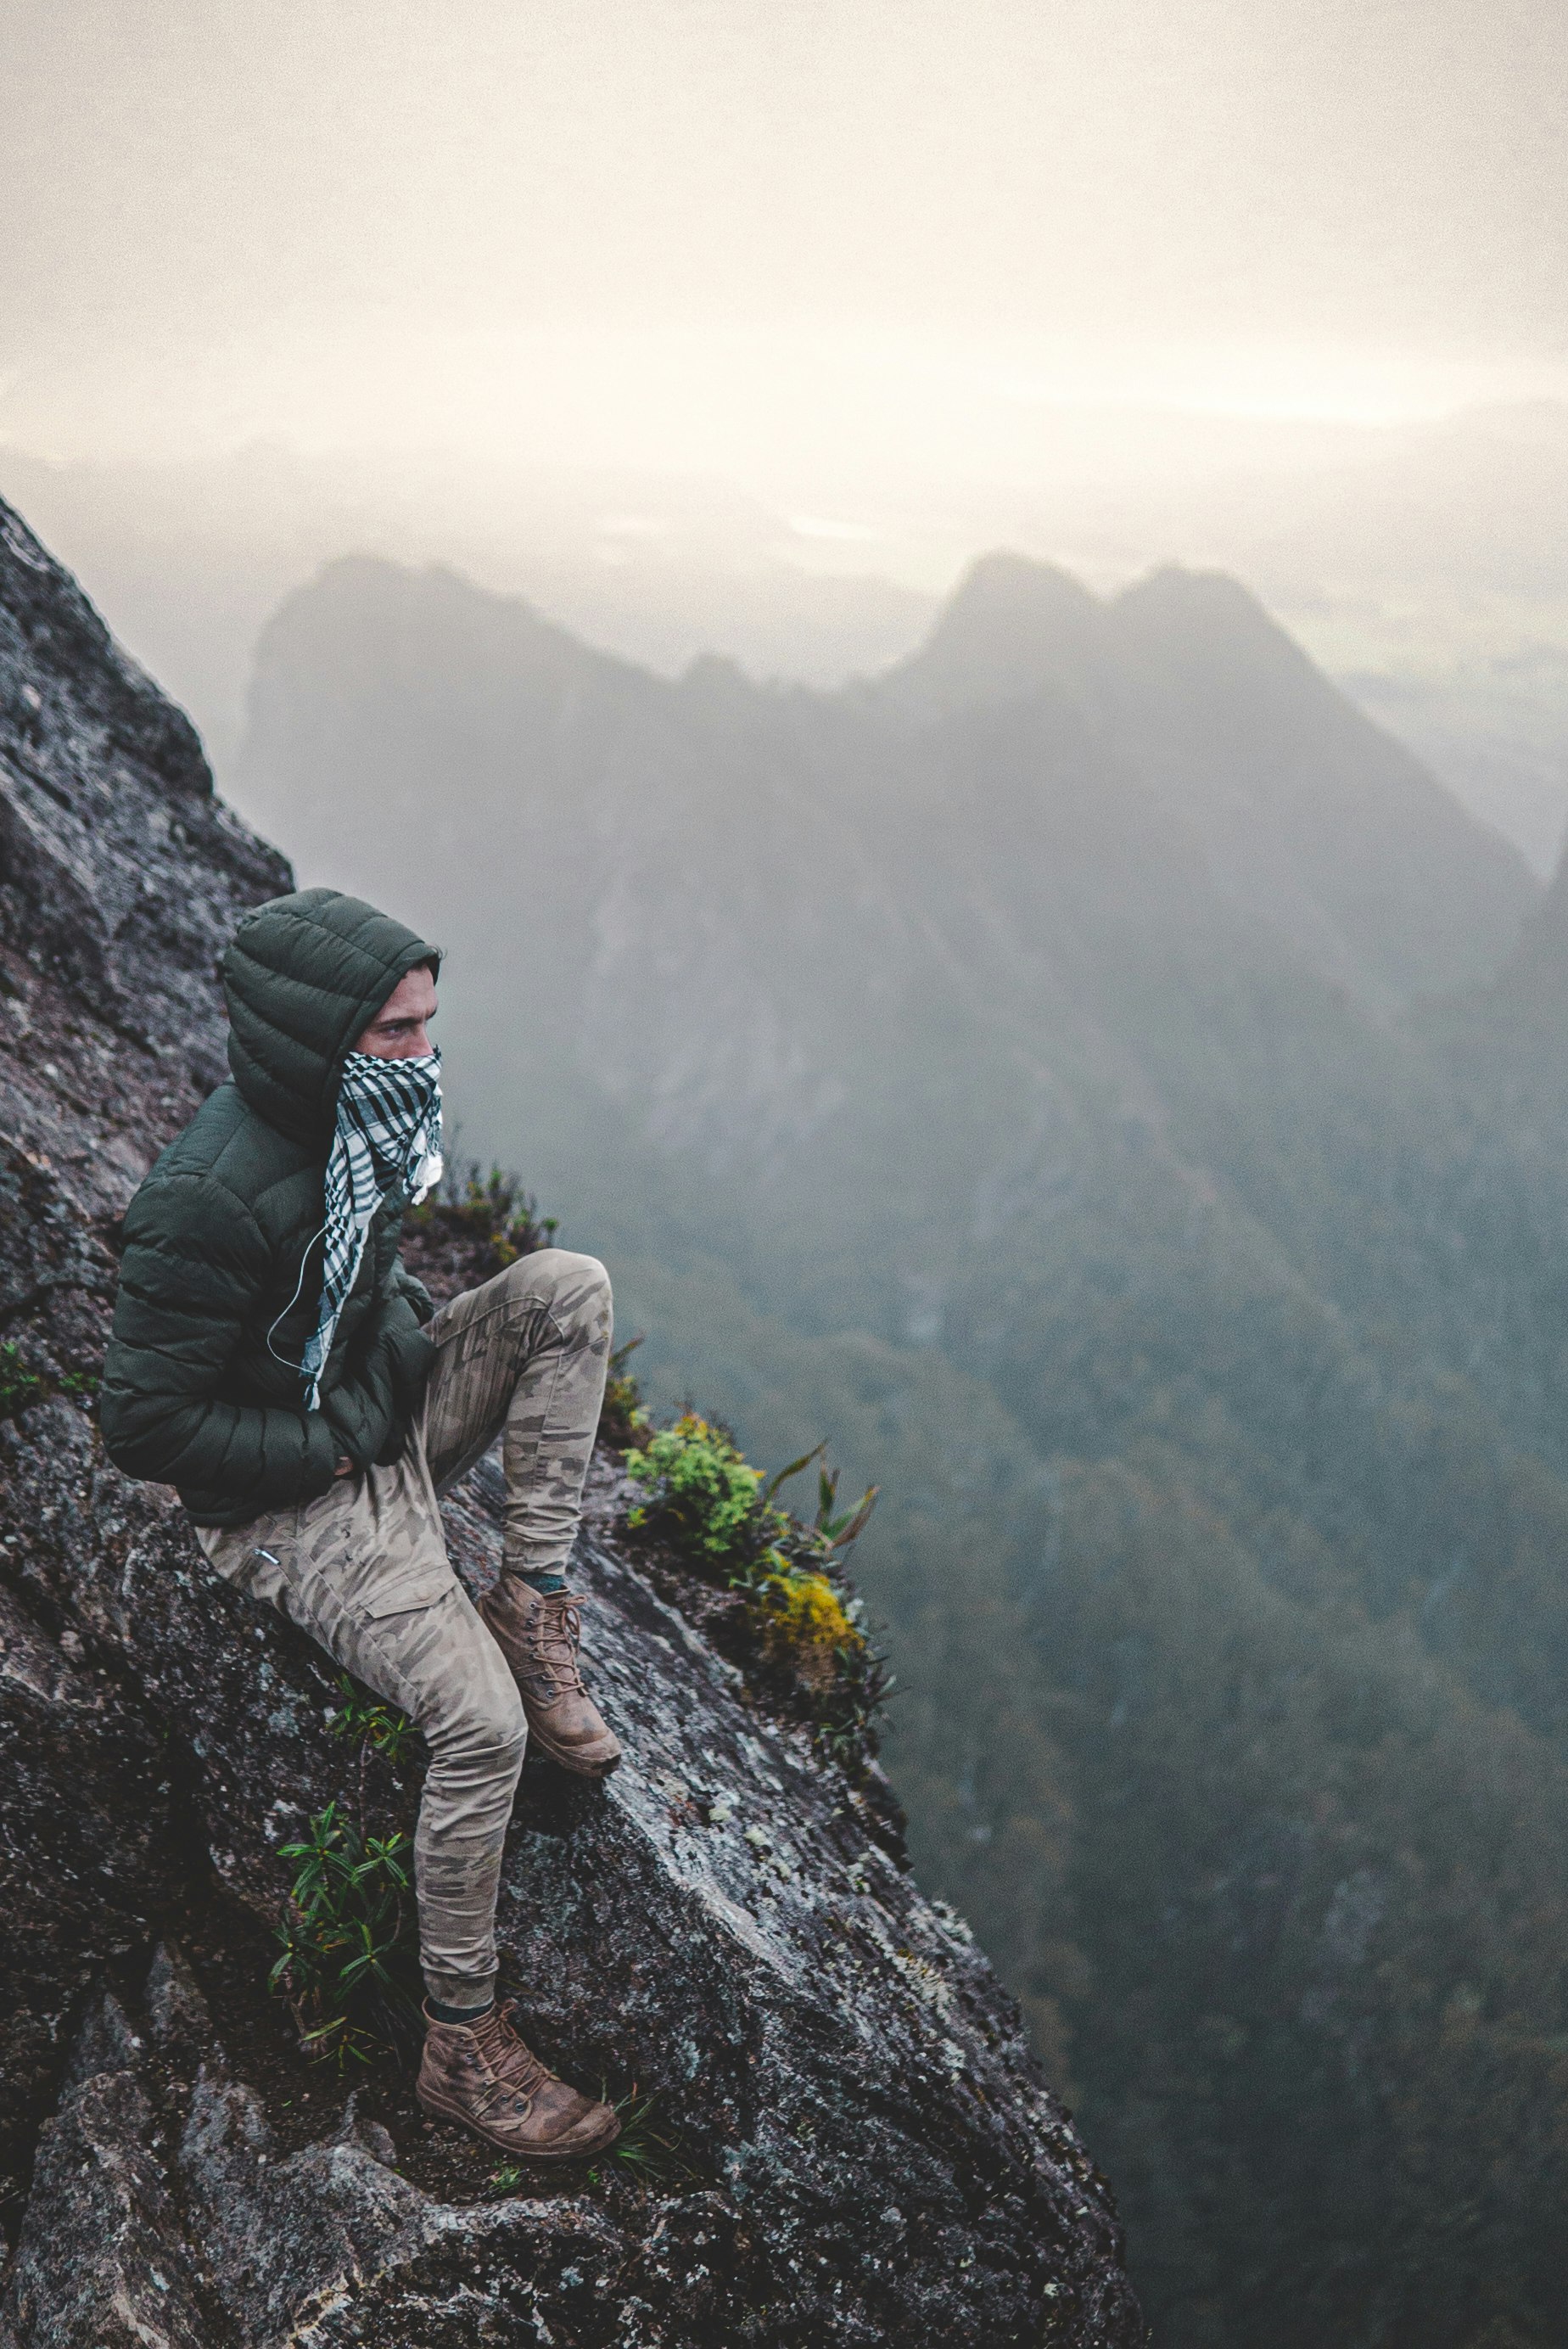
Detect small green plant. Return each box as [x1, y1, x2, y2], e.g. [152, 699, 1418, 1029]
[0, 1342, 45, 1419]
[0, 1343, 98, 1421]
[487, 2163, 524, 2193]
[620, 1410, 891, 1769]
[612, 2085, 692, 2181]
[801, 1457, 882, 1552]
[329, 1674, 417, 1766]
[270, 1802, 418, 2066]
[584, 2084, 695, 2187]
[406, 1158, 557, 1269]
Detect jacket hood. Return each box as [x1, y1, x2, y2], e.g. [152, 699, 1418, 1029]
[222, 888, 441, 1145]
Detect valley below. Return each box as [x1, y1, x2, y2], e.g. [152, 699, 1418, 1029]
[233, 540, 1568, 2346]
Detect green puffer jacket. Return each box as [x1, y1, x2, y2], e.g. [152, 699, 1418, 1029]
[100, 889, 442, 1528]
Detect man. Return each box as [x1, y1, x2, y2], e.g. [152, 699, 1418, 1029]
[101, 887, 622, 2160]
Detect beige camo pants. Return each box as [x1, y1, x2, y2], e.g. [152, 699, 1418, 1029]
[196, 1249, 613, 2009]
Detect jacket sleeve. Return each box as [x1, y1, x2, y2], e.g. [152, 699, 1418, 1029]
[392, 1258, 436, 1326]
[99, 1171, 341, 1512]
[318, 1289, 434, 1470]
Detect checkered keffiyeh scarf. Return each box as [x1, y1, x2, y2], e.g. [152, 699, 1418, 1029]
[301, 1048, 444, 1410]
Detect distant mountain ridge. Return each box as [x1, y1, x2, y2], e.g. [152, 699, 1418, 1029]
[880, 553, 1531, 1006]
[10, 405, 1568, 871]
[239, 551, 1532, 1189]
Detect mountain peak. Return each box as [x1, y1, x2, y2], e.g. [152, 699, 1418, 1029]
[878, 550, 1102, 719]
[942, 549, 1100, 629]
[1108, 563, 1320, 690]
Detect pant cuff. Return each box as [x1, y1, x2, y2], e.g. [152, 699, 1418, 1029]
[422, 1965, 499, 2012]
[503, 1545, 574, 1578]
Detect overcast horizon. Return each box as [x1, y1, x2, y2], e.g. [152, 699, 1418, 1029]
[5, 0, 1568, 867]
[5, 0, 1567, 478]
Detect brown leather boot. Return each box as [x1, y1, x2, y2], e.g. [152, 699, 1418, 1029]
[479, 1581, 622, 1776]
[416, 1999, 620, 2160]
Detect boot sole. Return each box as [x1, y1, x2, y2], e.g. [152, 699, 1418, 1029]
[525, 1721, 622, 1777]
[417, 2083, 622, 2160]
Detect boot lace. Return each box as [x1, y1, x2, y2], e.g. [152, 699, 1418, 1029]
[524, 1592, 587, 1697]
[468, 2000, 551, 2114]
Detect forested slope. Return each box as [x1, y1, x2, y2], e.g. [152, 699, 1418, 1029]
[237, 547, 1568, 2346]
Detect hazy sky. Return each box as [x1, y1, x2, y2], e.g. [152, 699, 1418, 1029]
[4, 0, 1567, 484]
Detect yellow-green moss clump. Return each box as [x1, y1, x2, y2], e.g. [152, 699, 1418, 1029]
[757, 1567, 860, 1693]
[619, 1402, 888, 1768]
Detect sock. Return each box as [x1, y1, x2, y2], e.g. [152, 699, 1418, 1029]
[427, 1992, 496, 2025]
[512, 1566, 568, 1595]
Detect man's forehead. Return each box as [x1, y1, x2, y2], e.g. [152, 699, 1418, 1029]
[377, 965, 438, 1017]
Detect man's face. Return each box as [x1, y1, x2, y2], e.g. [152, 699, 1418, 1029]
[356, 962, 438, 1059]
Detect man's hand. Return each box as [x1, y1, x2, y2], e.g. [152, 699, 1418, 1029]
[333, 1455, 355, 1477]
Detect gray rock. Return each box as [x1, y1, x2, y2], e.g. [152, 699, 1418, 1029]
[6, 2009, 213, 2348]
[177, 2066, 433, 2342]
[0, 491, 1145, 2344]
[0, 494, 288, 1066]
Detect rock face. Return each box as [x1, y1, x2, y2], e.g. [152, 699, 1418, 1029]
[0, 494, 1144, 2346]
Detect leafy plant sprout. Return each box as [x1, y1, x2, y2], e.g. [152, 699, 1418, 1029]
[609, 2084, 695, 2182]
[270, 1800, 419, 2069]
[0, 1339, 96, 1421]
[0, 1341, 44, 1419]
[405, 1157, 557, 1267]
[581, 2083, 696, 2188]
[329, 1674, 417, 1765]
[272, 1673, 425, 2060]
[328, 1672, 421, 1822]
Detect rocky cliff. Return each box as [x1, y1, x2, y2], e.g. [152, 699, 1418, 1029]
[0, 495, 1144, 2347]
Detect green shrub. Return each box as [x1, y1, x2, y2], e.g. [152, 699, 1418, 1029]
[270, 1800, 418, 2066]
[620, 1402, 890, 1769]
[624, 1410, 765, 1563]
[598, 1335, 649, 1451]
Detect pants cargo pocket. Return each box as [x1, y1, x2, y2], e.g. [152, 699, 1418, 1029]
[359, 1560, 461, 1620]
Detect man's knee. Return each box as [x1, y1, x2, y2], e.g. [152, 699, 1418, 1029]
[480, 1677, 529, 1765]
[501, 1247, 612, 1331]
[434, 1668, 528, 1774]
